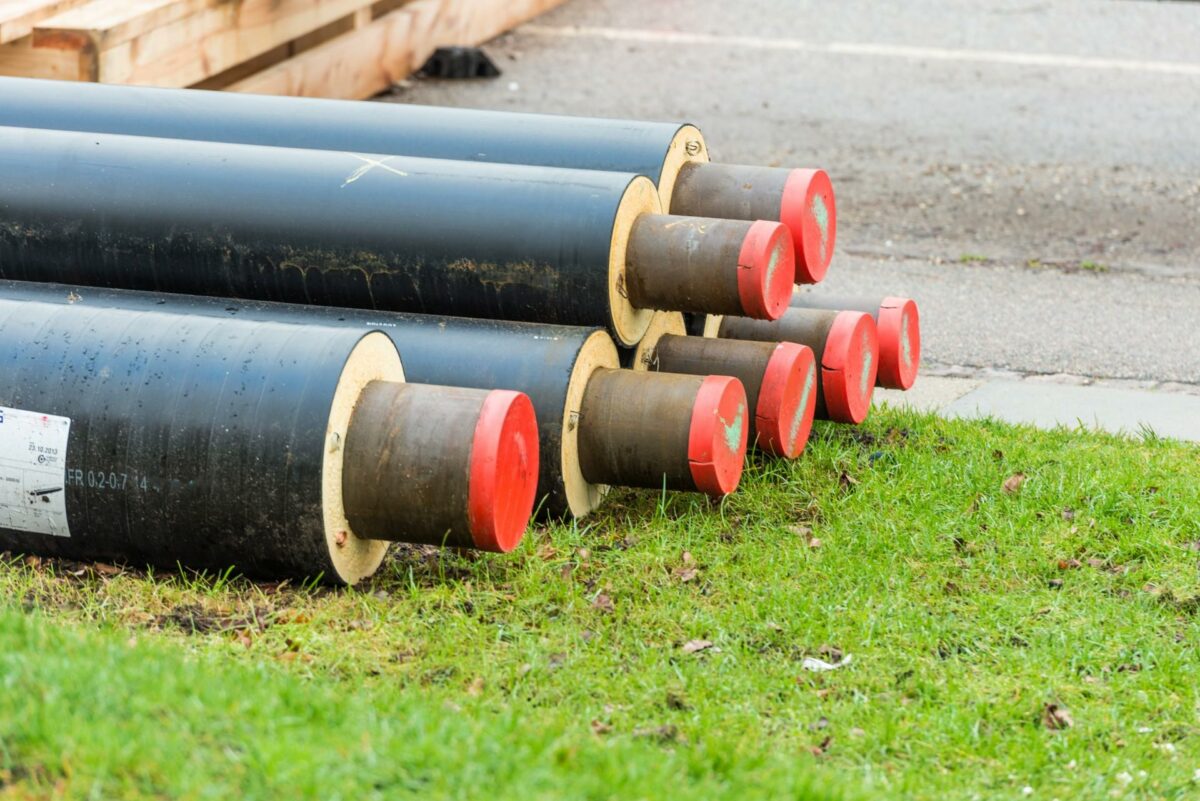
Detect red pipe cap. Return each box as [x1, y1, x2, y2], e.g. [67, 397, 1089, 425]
[736, 220, 796, 321]
[779, 168, 836, 284]
[467, 390, 540, 552]
[821, 312, 879, 424]
[755, 342, 818, 459]
[687, 375, 748, 496]
[875, 296, 921, 390]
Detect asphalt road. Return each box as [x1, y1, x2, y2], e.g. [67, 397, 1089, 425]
[385, 0, 1200, 385]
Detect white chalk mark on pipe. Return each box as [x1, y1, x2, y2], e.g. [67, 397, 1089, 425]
[342, 155, 409, 188]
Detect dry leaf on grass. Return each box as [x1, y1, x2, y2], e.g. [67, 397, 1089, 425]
[674, 567, 699, 582]
[1042, 703, 1073, 730]
[590, 719, 612, 735]
[681, 639, 713, 655]
[591, 593, 614, 613]
[1002, 472, 1027, 494]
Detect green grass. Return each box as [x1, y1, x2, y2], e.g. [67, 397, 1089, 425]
[2, 408, 1199, 800]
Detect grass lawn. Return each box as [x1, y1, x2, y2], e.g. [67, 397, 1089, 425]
[1, 407, 1199, 800]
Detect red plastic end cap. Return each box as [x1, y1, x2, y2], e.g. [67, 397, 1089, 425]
[755, 342, 818, 459]
[875, 296, 920, 390]
[467, 390, 540, 552]
[779, 168, 836, 284]
[736, 220, 796, 321]
[686, 375, 748, 497]
[821, 312, 879, 425]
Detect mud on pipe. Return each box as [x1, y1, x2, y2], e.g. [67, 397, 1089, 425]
[0, 126, 789, 346]
[0, 299, 540, 584]
[0, 281, 745, 519]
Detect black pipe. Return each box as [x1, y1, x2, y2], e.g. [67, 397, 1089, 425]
[0, 298, 541, 583]
[0, 281, 743, 517]
[0, 126, 786, 346]
[791, 293, 921, 390]
[0, 76, 834, 285]
[0, 76, 704, 192]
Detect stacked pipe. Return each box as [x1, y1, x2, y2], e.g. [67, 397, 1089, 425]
[0, 77, 921, 585]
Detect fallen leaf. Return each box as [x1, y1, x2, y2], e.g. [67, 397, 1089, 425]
[666, 691, 689, 710]
[1048, 578, 1064, 589]
[466, 677, 484, 696]
[807, 536, 823, 549]
[591, 593, 614, 613]
[92, 562, 123, 577]
[1086, 558, 1107, 569]
[1042, 703, 1073, 730]
[1003, 472, 1027, 494]
[590, 719, 612, 735]
[839, 471, 859, 489]
[849, 727, 866, 738]
[1057, 558, 1082, 570]
[681, 639, 713, 655]
[818, 644, 844, 661]
[681, 551, 694, 565]
[1062, 508, 1076, 521]
[789, 524, 813, 538]
[674, 567, 699, 582]
[809, 735, 833, 756]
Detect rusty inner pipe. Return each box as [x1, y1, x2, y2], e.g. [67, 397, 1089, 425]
[576, 368, 747, 497]
[625, 215, 795, 320]
[342, 382, 539, 553]
[670, 163, 836, 285]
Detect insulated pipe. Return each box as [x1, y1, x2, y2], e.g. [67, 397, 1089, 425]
[791, 293, 921, 390]
[0, 127, 793, 348]
[717, 309, 880, 425]
[0, 281, 743, 518]
[628, 313, 817, 458]
[0, 77, 833, 287]
[0, 299, 541, 584]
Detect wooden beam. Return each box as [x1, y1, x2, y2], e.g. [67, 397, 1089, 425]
[0, 31, 89, 78]
[32, 0, 217, 52]
[227, 0, 566, 98]
[0, 0, 91, 45]
[96, 0, 377, 86]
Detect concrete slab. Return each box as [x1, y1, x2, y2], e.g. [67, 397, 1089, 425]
[941, 380, 1200, 441]
[874, 376, 982, 414]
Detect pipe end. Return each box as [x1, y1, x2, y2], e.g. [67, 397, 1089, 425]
[755, 342, 818, 459]
[737, 220, 796, 320]
[467, 390, 540, 552]
[821, 312, 879, 425]
[779, 168, 836, 284]
[876, 296, 921, 390]
[687, 375, 748, 496]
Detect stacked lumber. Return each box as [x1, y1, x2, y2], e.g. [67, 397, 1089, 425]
[0, 78, 922, 586]
[0, 0, 564, 97]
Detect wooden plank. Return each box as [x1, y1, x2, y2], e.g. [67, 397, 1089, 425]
[32, 0, 218, 52]
[93, 0, 376, 86]
[0, 0, 90, 44]
[0, 31, 87, 77]
[227, 0, 567, 99]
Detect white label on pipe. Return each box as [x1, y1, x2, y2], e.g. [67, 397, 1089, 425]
[0, 407, 71, 538]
